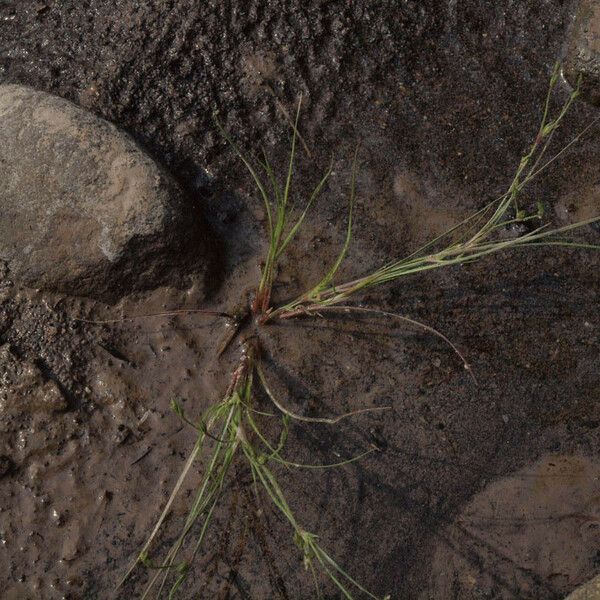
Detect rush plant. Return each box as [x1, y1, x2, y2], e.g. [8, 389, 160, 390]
[118, 63, 599, 599]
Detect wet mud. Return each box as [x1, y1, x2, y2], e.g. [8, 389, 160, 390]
[430, 454, 600, 598]
[1, 1, 600, 599]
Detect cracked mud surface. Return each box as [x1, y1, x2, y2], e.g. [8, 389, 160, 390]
[1, 1, 600, 599]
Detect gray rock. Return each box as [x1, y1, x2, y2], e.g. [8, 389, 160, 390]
[0, 84, 213, 300]
[563, 0, 600, 105]
[565, 573, 600, 600]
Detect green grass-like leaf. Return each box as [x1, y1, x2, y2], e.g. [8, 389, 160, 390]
[123, 64, 599, 600]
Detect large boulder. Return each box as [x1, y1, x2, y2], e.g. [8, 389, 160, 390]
[0, 84, 214, 300]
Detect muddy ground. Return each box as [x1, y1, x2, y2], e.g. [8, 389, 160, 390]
[1, 1, 600, 599]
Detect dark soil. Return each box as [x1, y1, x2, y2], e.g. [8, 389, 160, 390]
[1, 1, 600, 599]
